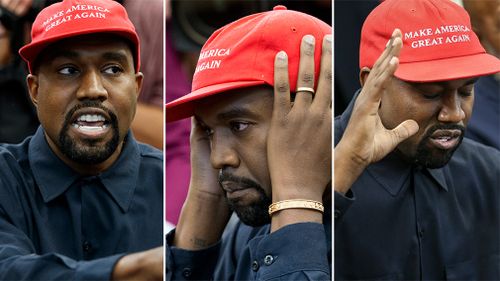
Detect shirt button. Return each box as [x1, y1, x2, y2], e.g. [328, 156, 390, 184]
[264, 255, 274, 265]
[251, 260, 259, 271]
[182, 268, 192, 278]
[419, 229, 425, 238]
[334, 209, 341, 219]
[82, 241, 92, 252]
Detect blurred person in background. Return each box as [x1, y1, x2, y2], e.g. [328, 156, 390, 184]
[124, 0, 164, 150]
[0, 0, 57, 143]
[462, 0, 500, 149]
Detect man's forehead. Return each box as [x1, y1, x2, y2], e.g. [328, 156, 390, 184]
[194, 86, 274, 121]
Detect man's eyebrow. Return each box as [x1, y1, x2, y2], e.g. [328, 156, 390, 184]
[464, 78, 479, 86]
[48, 50, 79, 61]
[102, 51, 129, 63]
[216, 107, 259, 121]
[411, 77, 480, 89]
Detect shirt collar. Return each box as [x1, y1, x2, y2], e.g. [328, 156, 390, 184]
[29, 127, 141, 212]
[338, 90, 449, 196]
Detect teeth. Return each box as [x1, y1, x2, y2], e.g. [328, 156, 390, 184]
[77, 114, 106, 122]
[72, 124, 109, 131]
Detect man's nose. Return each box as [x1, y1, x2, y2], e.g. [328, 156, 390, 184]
[438, 92, 466, 123]
[76, 70, 108, 101]
[210, 133, 239, 170]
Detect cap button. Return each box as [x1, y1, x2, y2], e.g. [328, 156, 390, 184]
[273, 5, 287, 11]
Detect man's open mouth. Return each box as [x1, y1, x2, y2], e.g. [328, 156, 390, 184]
[428, 129, 462, 150]
[70, 109, 112, 137]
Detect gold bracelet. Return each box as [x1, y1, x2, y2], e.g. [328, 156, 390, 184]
[268, 199, 324, 216]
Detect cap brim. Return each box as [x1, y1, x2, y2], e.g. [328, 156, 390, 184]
[19, 27, 139, 73]
[395, 52, 500, 82]
[166, 80, 267, 122]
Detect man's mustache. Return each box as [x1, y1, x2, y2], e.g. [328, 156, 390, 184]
[218, 170, 261, 190]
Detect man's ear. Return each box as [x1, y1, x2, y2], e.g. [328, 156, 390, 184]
[359, 67, 372, 87]
[26, 74, 39, 109]
[135, 72, 144, 100]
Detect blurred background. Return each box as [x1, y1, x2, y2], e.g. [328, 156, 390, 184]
[165, 0, 332, 227]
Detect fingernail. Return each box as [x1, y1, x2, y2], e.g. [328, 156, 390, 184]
[304, 34, 315, 44]
[386, 39, 391, 47]
[277, 51, 287, 59]
[325, 34, 332, 43]
[390, 56, 398, 65]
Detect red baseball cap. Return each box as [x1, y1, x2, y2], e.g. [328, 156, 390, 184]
[166, 5, 332, 122]
[19, 0, 140, 73]
[360, 0, 500, 82]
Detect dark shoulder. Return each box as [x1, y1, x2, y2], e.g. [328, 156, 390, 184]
[448, 138, 500, 185]
[0, 137, 32, 174]
[452, 138, 500, 167]
[136, 142, 162, 161]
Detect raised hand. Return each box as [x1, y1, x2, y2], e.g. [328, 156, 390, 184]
[173, 118, 231, 250]
[334, 29, 419, 194]
[268, 34, 332, 231]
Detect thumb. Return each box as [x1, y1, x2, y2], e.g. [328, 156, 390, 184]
[390, 119, 419, 146]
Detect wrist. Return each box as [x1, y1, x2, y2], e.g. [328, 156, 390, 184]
[334, 147, 367, 194]
[270, 208, 323, 232]
[174, 187, 230, 250]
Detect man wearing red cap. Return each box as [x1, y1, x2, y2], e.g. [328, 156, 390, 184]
[0, 0, 162, 280]
[165, 6, 332, 280]
[334, 0, 500, 280]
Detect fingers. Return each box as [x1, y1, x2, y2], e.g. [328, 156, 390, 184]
[294, 35, 316, 107]
[312, 34, 332, 110]
[273, 51, 291, 119]
[359, 29, 403, 106]
[390, 119, 419, 146]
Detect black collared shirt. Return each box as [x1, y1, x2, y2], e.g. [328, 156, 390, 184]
[334, 91, 500, 280]
[166, 212, 331, 281]
[0, 126, 163, 280]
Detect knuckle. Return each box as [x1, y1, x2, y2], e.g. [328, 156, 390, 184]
[301, 73, 314, 84]
[275, 82, 290, 93]
[322, 69, 332, 82]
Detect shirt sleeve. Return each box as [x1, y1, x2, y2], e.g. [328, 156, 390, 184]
[0, 208, 124, 281]
[165, 229, 221, 280]
[246, 222, 330, 281]
[334, 189, 355, 225]
[166, 222, 330, 281]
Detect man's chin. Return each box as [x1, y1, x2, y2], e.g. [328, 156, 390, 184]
[414, 142, 462, 169]
[59, 132, 120, 165]
[229, 201, 271, 227]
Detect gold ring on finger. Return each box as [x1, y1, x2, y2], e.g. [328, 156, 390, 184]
[296, 87, 315, 95]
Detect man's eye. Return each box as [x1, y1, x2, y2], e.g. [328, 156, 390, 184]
[58, 66, 79, 75]
[459, 89, 473, 97]
[422, 93, 440, 100]
[103, 65, 123, 74]
[230, 121, 250, 132]
[204, 127, 214, 137]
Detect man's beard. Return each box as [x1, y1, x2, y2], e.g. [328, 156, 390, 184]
[59, 101, 120, 165]
[413, 124, 465, 169]
[218, 171, 272, 227]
